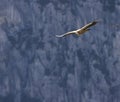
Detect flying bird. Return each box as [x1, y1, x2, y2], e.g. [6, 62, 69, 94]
[56, 20, 99, 38]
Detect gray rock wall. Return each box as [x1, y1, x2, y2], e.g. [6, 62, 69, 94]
[0, 0, 120, 102]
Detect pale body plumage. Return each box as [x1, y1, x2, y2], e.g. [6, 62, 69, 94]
[56, 20, 99, 37]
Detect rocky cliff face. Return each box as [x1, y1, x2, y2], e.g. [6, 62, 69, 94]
[0, 0, 120, 102]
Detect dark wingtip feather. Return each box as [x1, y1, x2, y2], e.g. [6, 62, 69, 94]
[94, 19, 102, 23]
[92, 19, 101, 25]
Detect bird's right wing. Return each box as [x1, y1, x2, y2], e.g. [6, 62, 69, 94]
[81, 20, 99, 30]
[56, 31, 76, 38]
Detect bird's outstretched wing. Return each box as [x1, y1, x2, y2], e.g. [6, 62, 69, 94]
[56, 31, 76, 38]
[81, 20, 99, 30]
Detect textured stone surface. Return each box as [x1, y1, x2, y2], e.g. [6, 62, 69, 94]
[0, 0, 120, 102]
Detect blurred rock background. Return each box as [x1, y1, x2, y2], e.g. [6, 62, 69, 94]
[0, 0, 120, 102]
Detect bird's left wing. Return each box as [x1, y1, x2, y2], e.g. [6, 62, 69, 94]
[56, 31, 76, 38]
